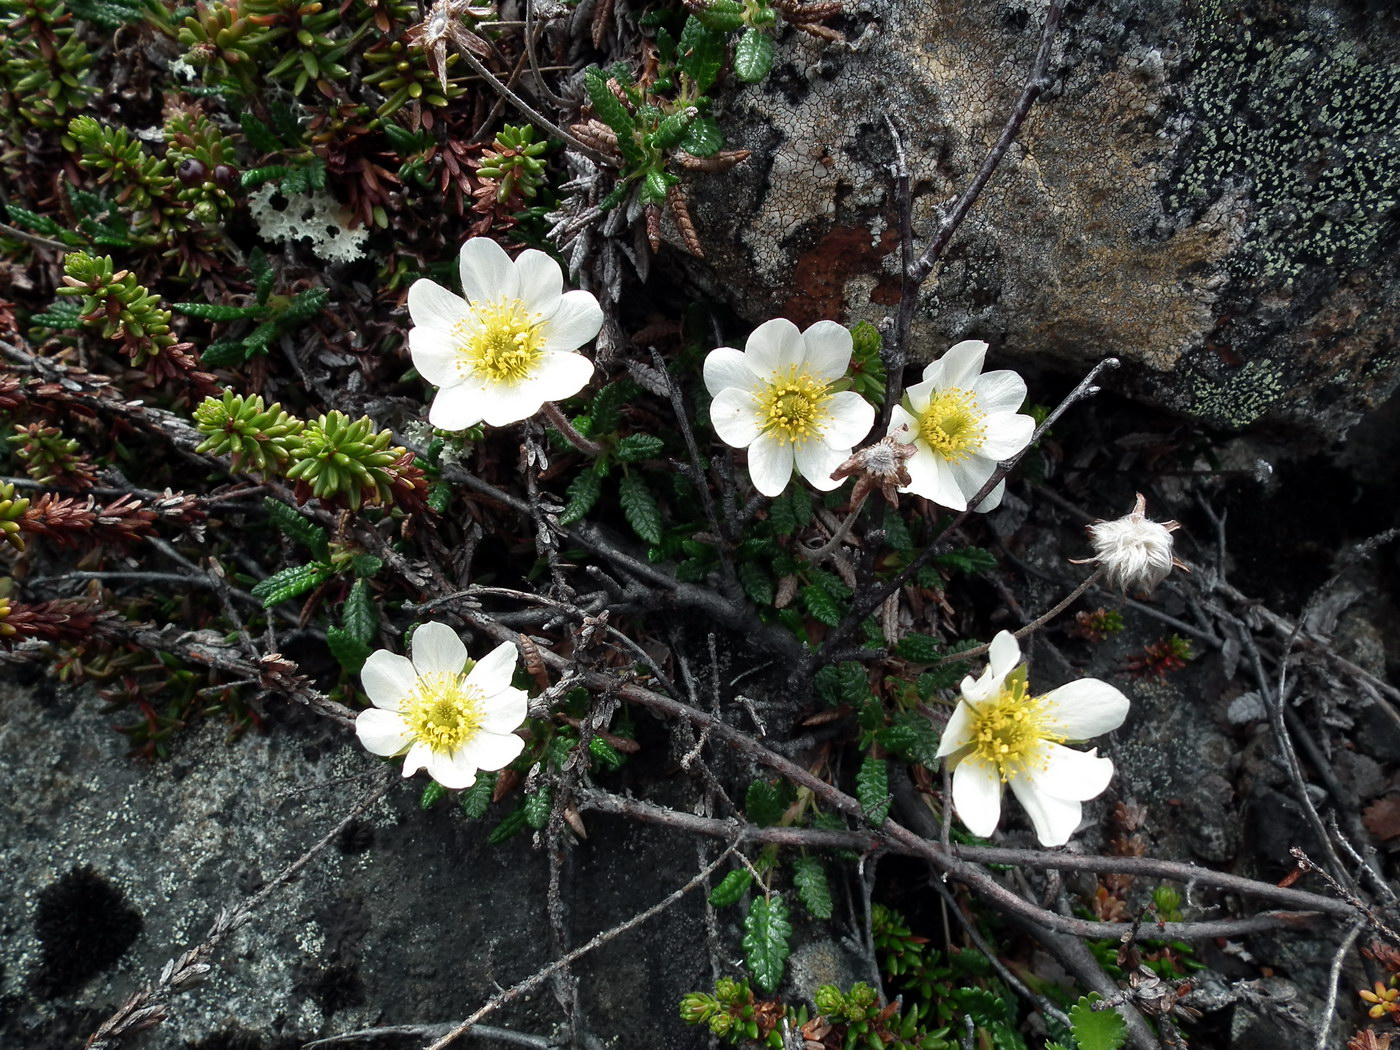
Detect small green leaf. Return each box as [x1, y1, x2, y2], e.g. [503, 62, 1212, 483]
[641, 168, 671, 205]
[619, 471, 663, 545]
[649, 108, 696, 151]
[251, 561, 333, 606]
[745, 778, 792, 826]
[460, 772, 497, 819]
[616, 433, 665, 462]
[342, 578, 377, 644]
[709, 868, 753, 908]
[936, 546, 998, 575]
[587, 735, 624, 771]
[420, 781, 447, 809]
[1069, 995, 1127, 1050]
[677, 16, 727, 91]
[742, 894, 792, 994]
[679, 115, 723, 157]
[791, 856, 832, 919]
[692, 0, 744, 32]
[895, 633, 943, 662]
[200, 339, 251, 368]
[801, 584, 842, 627]
[350, 553, 383, 578]
[814, 662, 868, 705]
[738, 561, 775, 605]
[172, 301, 265, 321]
[560, 470, 602, 525]
[584, 66, 644, 168]
[488, 804, 530, 844]
[523, 785, 553, 829]
[326, 625, 372, 672]
[856, 756, 891, 825]
[263, 498, 330, 559]
[733, 28, 774, 83]
[427, 480, 452, 514]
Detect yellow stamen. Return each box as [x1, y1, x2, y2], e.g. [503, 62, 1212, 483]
[966, 667, 1064, 782]
[758, 366, 830, 447]
[452, 298, 545, 384]
[401, 671, 484, 754]
[918, 387, 986, 462]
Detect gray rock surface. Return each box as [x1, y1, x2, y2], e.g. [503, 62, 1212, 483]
[688, 0, 1400, 437]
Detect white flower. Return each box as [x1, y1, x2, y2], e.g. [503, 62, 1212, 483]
[889, 340, 1035, 512]
[1080, 493, 1182, 595]
[407, 238, 604, 430]
[355, 622, 527, 789]
[704, 318, 875, 497]
[936, 631, 1129, 846]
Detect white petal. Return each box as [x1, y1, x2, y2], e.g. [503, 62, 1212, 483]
[410, 326, 467, 387]
[1042, 679, 1131, 739]
[424, 747, 480, 790]
[360, 650, 416, 710]
[1009, 775, 1085, 847]
[408, 279, 470, 329]
[428, 385, 487, 431]
[460, 729, 525, 772]
[939, 340, 988, 389]
[821, 391, 875, 449]
[951, 758, 1003, 838]
[710, 387, 762, 448]
[541, 290, 603, 353]
[912, 360, 945, 394]
[800, 320, 853, 383]
[978, 479, 1008, 512]
[704, 346, 759, 396]
[1027, 744, 1116, 802]
[401, 739, 435, 778]
[978, 412, 1035, 460]
[902, 447, 967, 510]
[747, 434, 794, 497]
[480, 687, 529, 734]
[936, 700, 976, 758]
[793, 440, 847, 491]
[468, 641, 519, 695]
[355, 708, 413, 756]
[948, 455, 998, 509]
[410, 621, 468, 676]
[971, 369, 1027, 415]
[744, 318, 804, 375]
[987, 631, 1022, 680]
[888, 403, 919, 442]
[459, 238, 517, 304]
[528, 350, 595, 404]
[514, 249, 563, 313]
[479, 382, 551, 428]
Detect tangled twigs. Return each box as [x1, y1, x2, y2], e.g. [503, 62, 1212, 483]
[85, 773, 393, 1050]
[1289, 848, 1400, 948]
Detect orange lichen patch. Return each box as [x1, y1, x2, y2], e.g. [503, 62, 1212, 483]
[783, 222, 900, 329]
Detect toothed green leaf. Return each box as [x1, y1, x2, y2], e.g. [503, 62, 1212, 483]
[742, 894, 792, 994]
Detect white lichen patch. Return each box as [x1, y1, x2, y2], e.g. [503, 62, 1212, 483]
[249, 183, 369, 264]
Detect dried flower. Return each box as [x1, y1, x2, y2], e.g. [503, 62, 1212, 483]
[888, 340, 1034, 512]
[407, 238, 603, 430]
[936, 631, 1130, 846]
[355, 622, 527, 789]
[829, 431, 917, 507]
[1077, 492, 1183, 594]
[704, 318, 875, 497]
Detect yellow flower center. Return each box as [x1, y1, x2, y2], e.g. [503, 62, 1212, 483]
[401, 671, 484, 754]
[758, 367, 830, 446]
[452, 298, 545, 384]
[918, 387, 986, 462]
[966, 668, 1064, 782]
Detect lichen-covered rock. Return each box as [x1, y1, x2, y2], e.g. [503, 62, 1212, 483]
[687, 0, 1400, 438]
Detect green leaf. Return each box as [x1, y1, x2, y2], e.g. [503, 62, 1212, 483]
[791, 856, 832, 919]
[263, 498, 330, 559]
[1069, 995, 1127, 1050]
[619, 471, 663, 545]
[856, 756, 891, 826]
[936, 546, 998, 575]
[240, 112, 283, 153]
[488, 804, 530, 844]
[200, 339, 251, 368]
[584, 66, 644, 169]
[733, 28, 775, 83]
[649, 108, 696, 152]
[738, 561, 775, 605]
[895, 633, 943, 662]
[460, 772, 497, 818]
[326, 625, 372, 672]
[878, 712, 940, 767]
[677, 16, 727, 92]
[616, 433, 665, 462]
[427, 480, 452, 514]
[745, 778, 792, 827]
[350, 553, 383, 578]
[801, 584, 842, 627]
[342, 578, 377, 644]
[420, 781, 447, 810]
[587, 735, 624, 771]
[523, 785, 553, 829]
[678, 116, 723, 157]
[172, 301, 265, 321]
[814, 662, 868, 705]
[708, 868, 753, 908]
[742, 894, 792, 994]
[692, 0, 744, 32]
[251, 561, 333, 606]
[559, 470, 602, 525]
[640, 168, 671, 205]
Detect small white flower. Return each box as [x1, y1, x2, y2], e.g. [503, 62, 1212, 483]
[355, 622, 527, 789]
[704, 318, 875, 497]
[889, 340, 1034, 512]
[936, 631, 1129, 847]
[407, 238, 604, 430]
[1079, 493, 1183, 595]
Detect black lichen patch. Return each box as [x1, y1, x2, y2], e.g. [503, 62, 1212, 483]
[32, 866, 143, 999]
[335, 818, 375, 854]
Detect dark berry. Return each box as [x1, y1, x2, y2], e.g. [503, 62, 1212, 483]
[177, 158, 207, 187]
[213, 164, 239, 191]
